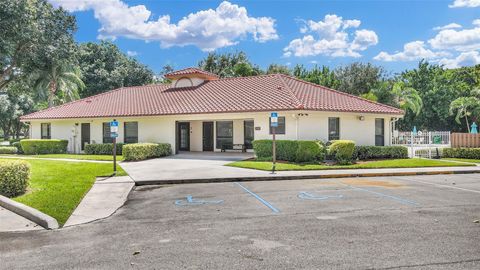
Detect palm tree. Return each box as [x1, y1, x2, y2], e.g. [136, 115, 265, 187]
[391, 81, 423, 116]
[449, 97, 480, 132]
[33, 63, 85, 107]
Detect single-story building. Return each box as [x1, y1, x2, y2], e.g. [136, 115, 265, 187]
[20, 68, 404, 154]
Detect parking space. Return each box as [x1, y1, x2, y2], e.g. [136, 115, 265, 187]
[1, 174, 479, 269]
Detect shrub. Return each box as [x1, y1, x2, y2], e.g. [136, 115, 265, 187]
[84, 143, 124, 155]
[354, 146, 408, 160]
[443, 148, 480, 159]
[20, 139, 68, 155]
[0, 160, 30, 197]
[329, 140, 356, 165]
[253, 140, 325, 163]
[295, 141, 325, 163]
[123, 143, 172, 161]
[12, 142, 23, 154]
[0, 146, 17, 154]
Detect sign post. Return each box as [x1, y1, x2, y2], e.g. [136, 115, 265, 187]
[270, 112, 278, 174]
[110, 120, 119, 175]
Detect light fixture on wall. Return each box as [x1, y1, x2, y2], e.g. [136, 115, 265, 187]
[358, 116, 365, 121]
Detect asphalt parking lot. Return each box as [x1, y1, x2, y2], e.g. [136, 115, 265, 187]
[1, 174, 479, 269]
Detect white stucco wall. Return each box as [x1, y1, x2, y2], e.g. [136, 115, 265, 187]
[26, 110, 397, 153]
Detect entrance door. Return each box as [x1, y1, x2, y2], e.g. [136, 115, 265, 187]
[202, 122, 214, 151]
[178, 122, 190, 151]
[81, 123, 90, 151]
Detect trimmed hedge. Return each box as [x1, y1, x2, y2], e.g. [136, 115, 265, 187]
[85, 143, 124, 155]
[0, 146, 17, 154]
[123, 143, 172, 161]
[20, 139, 68, 154]
[0, 160, 30, 197]
[443, 148, 480, 159]
[354, 146, 408, 160]
[12, 141, 23, 154]
[253, 140, 325, 163]
[329, 140, 356, 165]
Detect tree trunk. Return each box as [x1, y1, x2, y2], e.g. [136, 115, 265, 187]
[465, 116, 470, 133]
[48, 80, 57, 108]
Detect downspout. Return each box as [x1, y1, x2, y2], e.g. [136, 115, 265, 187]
[293, 114, 299, 140]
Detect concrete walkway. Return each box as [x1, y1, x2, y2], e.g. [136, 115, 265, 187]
[0, 206, 43, 232]
[120, 152, 480, 185]
[64, 176, 134, 227]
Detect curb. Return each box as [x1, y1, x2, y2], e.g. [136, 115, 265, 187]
[134, 169, 480, 186]
[0, 195, 59, 230]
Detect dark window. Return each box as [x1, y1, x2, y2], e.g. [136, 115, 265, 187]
[103, 123, 113, 143]
[328, 117, 340, 141]
[244, 120, 254, 149]
[124, 122, 138, 143]
[375, 118, 385, 146]
[41, 123, 51, 139]
[216, 121, 233, 149]
[269, 116, 285, 135]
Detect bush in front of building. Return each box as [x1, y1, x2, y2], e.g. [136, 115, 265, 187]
[20, 139, 68, 155]
[123, 143, 172, 161]
[12, 142, 23, 154]
[328, 140, 356, 165]
[443, 148, 480, 159]
[253, 140, 326, 163]
[0, 160, 30, 197]
[84, 143, 124, 155]
[0, 146, 17, 154]
[354, 146, 408, 160]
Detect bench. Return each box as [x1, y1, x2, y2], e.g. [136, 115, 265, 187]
[221, 143, 247, 153]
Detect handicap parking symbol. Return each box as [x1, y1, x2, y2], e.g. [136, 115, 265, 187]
[297, 192, 344, 201]
[174, 195, 224, 206]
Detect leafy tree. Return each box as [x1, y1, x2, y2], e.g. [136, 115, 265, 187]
[335, 62, 386, 95]
[391, 81, 423, 116]
[449, 97, 480, 132]
[360, 92, 378, 102]
[198, 51, 262, 77]
[266, 64, 291, 75]
[76, 41, 154, 97]
[0, 0, 77, 91]
[32, 62, 84, 107]
[0, 80, 34, 139]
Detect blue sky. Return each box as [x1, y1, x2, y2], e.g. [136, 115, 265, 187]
[51, 0, 480, 74]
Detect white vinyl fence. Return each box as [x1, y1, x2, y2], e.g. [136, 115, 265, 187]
[392, 131, 451, 158]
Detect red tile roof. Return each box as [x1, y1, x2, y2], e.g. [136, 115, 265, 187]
[21, 73, 403, 120]
[164, 67, 219, 80]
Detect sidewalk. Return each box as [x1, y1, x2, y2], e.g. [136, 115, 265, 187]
[0, 206, 43, 232]
[64, 176, 134, 227]
[134, 166, 480, 185]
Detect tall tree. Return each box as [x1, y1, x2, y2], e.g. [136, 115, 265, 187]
[266, 64, 291, 75]
[198, 51, 262, 78]
[334, 62, 386, 95]
[0, 80, 34, 139]
[391, 81, 423, 116]
[0, 0, 77, 91]
[32, 63, 84, 107]
[449, 97, 479, 132]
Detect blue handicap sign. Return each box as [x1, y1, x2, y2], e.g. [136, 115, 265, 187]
[175, 195, 224, 206]
[297, 192, 344, 201]
[270, 112, 278, 127]
[271, 112, 278, 118]
[110, 120, 118, 127]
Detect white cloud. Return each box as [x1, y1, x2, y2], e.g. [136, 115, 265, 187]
[283, 14, 378, 58]
[439, 51, 480, 68]
[429, 22, 480, 51]
[374, 41, 448, 62]
[449, 0, 480, 8]
[49, 0, 278, 51]
[126, 50, 138, 56]
[473, 19, 480, 26]
[433, 23, 462, 31]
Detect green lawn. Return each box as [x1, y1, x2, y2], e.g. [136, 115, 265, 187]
[227, 158, 474, 171]
[1, 158, 127, 226]
[443, 158, 480, 163]
[0, 154, 123, 161]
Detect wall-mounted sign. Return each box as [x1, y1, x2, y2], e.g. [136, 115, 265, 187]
[255, 126, 261, 131]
